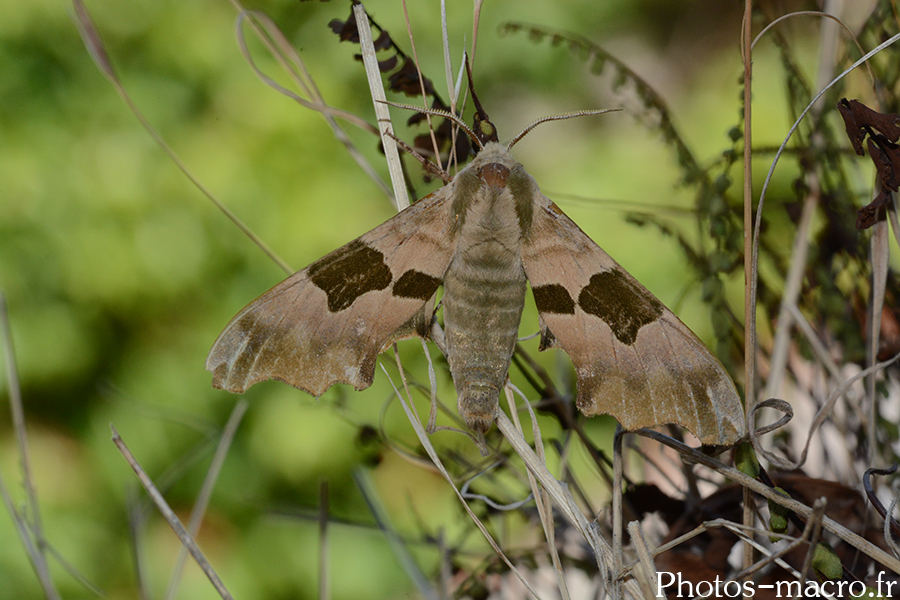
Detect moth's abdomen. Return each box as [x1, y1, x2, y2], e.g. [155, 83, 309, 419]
[444, 256, 526, 433]
[442, 172, 528, 433]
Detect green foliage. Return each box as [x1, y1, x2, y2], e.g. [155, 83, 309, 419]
[811, 541, 842, 580]
[767, 486, 790, 535]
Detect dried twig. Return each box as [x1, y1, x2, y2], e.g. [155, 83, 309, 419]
[111, 425, 234, 600]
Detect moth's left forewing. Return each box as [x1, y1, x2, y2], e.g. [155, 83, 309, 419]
[206, 188, 455, 396]
[522, 195, 744, 446]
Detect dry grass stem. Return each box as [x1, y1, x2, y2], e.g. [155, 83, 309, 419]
[163, 400, 247, 600]
[626, 521, 659, 598]
[504, 385, 571, 600]
[355, 3, 409, 210]
[381, 365, 545, 599]
[0, 294, 60, 600]
[318, 481, 330, 600]
[640, 430, 900, 573]
[231, 1, 394, 202]
[354, 468, 439, 600]
[797, 498, 828, 592]
[72, 0, 293, 275]
[111, 425, 234, 600]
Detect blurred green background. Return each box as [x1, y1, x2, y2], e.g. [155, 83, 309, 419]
[0, 0, 870, 598]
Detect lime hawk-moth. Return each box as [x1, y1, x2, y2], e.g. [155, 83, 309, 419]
[206, 107, 744, 446]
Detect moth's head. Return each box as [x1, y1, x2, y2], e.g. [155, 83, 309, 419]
[382, 60, 617, 167]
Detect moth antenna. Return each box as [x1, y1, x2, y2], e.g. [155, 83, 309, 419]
[464, 54, 499, 147]
[382, 130, 452, 184]
[379, 99, 483, 150]
[507, 109, 620, 151]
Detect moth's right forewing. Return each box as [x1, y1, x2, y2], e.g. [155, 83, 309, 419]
[206, 188, 456, 395]
[522, 196, 744, 446]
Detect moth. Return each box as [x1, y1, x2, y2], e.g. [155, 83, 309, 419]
[207, 104, 745, 446]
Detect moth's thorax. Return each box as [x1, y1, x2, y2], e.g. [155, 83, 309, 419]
[450, 143, 537, 241]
